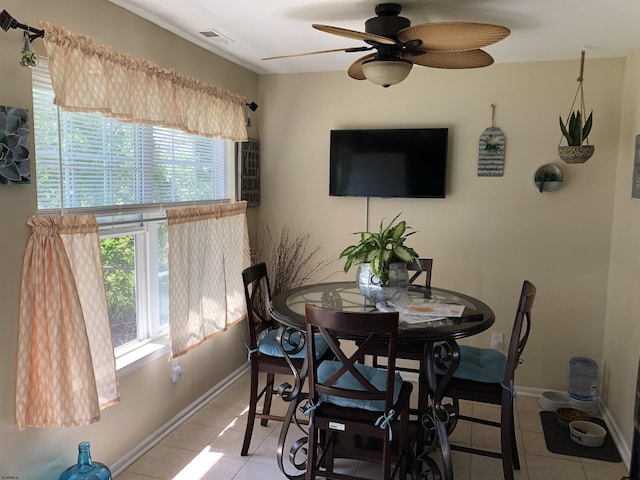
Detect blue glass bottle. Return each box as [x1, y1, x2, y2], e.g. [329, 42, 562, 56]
[59, 442, 112, 480]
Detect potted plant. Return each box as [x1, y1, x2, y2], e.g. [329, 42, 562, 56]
[339, 214, 420, 303]
[558, 110, 594, 163]
[20, 32, 38, 68]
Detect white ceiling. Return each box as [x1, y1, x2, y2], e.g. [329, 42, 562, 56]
[107, 0, 640, 76]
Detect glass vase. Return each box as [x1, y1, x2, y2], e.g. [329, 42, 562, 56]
[59, 442, 112, 480]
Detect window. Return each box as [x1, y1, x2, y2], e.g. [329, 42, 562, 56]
[32, 62, 234, 358]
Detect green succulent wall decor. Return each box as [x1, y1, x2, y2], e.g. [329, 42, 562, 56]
[0, 106, 31, 185]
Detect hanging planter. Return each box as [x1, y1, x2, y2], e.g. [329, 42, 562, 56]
[558, 50, 594, 164]
[19, 31, 38, 68]
[558, 144, 594, 163]
[534, 163, 564, 193]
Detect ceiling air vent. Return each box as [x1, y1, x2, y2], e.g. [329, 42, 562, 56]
[198, 29, 233, 44]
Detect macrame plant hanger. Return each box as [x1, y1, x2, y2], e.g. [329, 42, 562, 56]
[558, 50, 594, 163]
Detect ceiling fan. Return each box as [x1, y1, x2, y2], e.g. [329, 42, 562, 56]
[263, 3, 510, 87]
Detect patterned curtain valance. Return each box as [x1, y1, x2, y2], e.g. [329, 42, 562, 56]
[38, 22, 248, 142]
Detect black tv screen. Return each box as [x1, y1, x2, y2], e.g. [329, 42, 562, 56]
[329, 128, 448, 198]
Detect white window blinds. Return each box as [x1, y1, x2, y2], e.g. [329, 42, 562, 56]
[32, 63, 233, 212]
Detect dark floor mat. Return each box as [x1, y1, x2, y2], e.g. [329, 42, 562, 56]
[540, 411, 622, 462]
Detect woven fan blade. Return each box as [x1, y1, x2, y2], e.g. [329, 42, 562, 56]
[404, 49, 494, 69]
[313, 24, 396, 45]
[398, 22, 510, 52]
[262, 46, 371, 61]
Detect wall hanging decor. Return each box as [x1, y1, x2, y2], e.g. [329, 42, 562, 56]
[478, 104, 506, 176]
[558, 50, 594, 163]
[237, 138, 260, 206]
[534, 163, 563, 193]
[0, 105, 31, 185]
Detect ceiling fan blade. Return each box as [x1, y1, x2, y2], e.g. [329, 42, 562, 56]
[313, 24, 396, 45]
[262, 46, 372, 61]
[348, 54, 376, 80]
[398, 22, 510, 52]
[404, 49, 494, 69]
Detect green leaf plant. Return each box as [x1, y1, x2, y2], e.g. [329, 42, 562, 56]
[559, 110, 593, 146]
[339, 213, 420, 286]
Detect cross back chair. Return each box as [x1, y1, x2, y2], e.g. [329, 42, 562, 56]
[372, 258, 434, 370]
[408, 258, 433, 290]
[371, 258, 434, 423]
[241, 263, 328, 456]
[442, 280, 536, 480]
[304, 304, 413, 480]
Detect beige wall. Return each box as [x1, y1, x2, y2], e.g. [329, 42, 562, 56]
[0, 0, 256, 478]
[256, 57, 628, 432]
[603, 47, 640, 450]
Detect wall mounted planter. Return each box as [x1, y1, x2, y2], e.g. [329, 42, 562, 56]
[534, 163, 564, 193]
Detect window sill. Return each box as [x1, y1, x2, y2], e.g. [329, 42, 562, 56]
[116, 335, 170, 378]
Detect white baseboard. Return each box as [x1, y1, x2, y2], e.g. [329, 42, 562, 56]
[110, 364, 250, 477]
[598, 401, 632, 468]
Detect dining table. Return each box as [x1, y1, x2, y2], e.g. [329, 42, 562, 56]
[269, 281, 495, 480]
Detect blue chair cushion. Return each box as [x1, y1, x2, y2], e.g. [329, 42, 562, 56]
[316, 360, 403, 412]
[452, 345, 507, 383]
[258, 329, 329, 359]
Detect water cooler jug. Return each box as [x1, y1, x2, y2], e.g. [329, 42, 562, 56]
[569, 356, 598, 401]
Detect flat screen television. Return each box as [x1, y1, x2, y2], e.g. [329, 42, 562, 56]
[329, 128, 448, 198]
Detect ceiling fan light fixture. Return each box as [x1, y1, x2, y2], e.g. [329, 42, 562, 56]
[361, 58, 413, 87]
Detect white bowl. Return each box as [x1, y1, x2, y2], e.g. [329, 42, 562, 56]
[539, 391, 571, 411]
[569, 420, 606, 447]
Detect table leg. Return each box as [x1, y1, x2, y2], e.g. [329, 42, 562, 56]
[274, 326, 310, 479]
[417, 340, 461, 480]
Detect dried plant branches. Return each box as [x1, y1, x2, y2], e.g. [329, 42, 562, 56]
[250, 224, 333, 296]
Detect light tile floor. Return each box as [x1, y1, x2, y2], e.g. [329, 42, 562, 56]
[116, 371, 630, 480]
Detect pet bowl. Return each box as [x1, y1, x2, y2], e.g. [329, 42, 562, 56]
[556, 407, 589, 428]
[539, 391, 571, 411]
[569, 420, 606, 447]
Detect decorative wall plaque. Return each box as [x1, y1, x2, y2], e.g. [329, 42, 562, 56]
[238, 138, 260, 206]
[478, 127, 506, 177]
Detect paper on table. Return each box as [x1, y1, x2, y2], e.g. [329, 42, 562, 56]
[377, 301, 466, 324]
[400, 313, 447, 324]
[400, 303, 465, 317]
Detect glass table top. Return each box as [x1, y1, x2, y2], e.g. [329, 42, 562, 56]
[271, 282, 495, 343]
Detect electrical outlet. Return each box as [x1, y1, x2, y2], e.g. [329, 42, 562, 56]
[491, 332, 503, 350]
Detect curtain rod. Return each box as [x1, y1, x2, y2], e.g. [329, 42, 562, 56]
[0, 10, 45, 41]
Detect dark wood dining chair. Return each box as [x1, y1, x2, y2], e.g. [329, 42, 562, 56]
[372, 258, 433, 370]
[304, 304, 413, 480]
[240, 263, 329, 456]
[408, 258, 433, 290]
[371, 258, 434, 422]
[441, 280, 536, 480]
